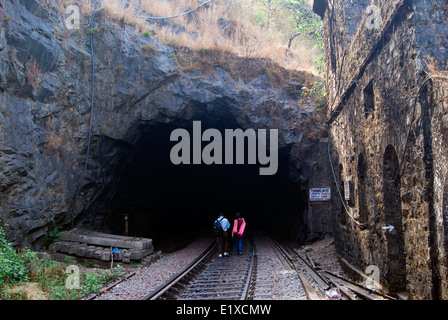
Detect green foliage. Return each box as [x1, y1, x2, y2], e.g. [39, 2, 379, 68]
[83, 272, 103, 293]
[1, 287, 28, 300]
[251, 0, 324, 73]
[86, 27, 97, 35]
[0, 225, 36, 288]
[251, 1, 321, 40]
[76, 266, 124, 298]
[315, 53, 325, 76]
[142, 30, 152, 37]
[1, 225, 125, 300]
[298, 80, 326, 109]
[49, 285, 80, 300]
[281, 0, 324, 73]
[309, 80, 327, 107]
[30, 258, 65, 292]
[46, 226, 61, 246]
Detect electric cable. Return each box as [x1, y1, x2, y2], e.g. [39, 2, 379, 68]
[70, 7, 103, 228]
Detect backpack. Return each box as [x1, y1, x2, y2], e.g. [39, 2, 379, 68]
[213, 217, 224, 235]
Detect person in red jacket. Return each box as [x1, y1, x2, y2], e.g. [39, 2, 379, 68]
[232, 212, 246, 255]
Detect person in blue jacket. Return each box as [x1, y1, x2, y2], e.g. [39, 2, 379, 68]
[216, 213, 230, 257]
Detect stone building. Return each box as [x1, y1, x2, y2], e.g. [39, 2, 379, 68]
[313, 0, 448, 299]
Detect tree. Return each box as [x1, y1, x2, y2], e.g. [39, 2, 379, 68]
[250, 0, 324, 73]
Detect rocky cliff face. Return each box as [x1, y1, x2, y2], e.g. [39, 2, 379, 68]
[0, 0, 329, 249]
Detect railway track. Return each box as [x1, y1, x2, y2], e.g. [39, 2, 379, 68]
[272, 240, 330, 300]
[92, 234, 396, 301]
[143, 237, 255, 300]
[272, 240, 396, 300]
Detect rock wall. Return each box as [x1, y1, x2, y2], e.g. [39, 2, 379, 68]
[315, 0, 448, 299]
[0, 0, 330, 249]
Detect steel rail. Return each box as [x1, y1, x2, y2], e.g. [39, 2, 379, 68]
[142, 236, 257, 300]
[241, 236, 256, 300]
[142, 241, 216, 300]
[285, 244, 330, 290]
[178, 235, 256, 300]
[272, 240, 328, 300]
[142, 236, 256, 300]
[275, 240, 396, 300]
[322, 270, 396, 300]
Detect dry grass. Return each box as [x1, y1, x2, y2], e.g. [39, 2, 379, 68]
[44, 118, 64, 154]
[173, 46, 318, 86]
[45, 132, 64, 152]
[3, 282, 49, 300]
[25, 58, 43, 90]
[424, 57, 448, 106]
[56, 0, 319, 74]
[425, 56, 448, 85]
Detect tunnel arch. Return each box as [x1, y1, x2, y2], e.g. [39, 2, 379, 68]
[382, 144, 406, 293]
[357, 153, 368, 224]
[338, 163, 347, 226]
[88, 106, 310, 252]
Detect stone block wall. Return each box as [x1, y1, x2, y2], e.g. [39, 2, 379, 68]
[412, 0, 448, 65]
[315, 0, 448, 299]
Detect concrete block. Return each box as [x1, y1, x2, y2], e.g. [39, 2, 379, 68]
[93, 249, 103, 260]
[60, 242, 72, 253]
[59, 229, 153, 250]
[130, 249, 152, 260]
[113, 251, 123, 261]
[76, 245, 88, 257]
[85, 246, 96, 259]
[123, 250, 132, 264]
[100, 250, 111, 261]
[68, 243, 81, 255]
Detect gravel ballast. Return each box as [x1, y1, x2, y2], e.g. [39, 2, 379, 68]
[95, 234, 344, 300]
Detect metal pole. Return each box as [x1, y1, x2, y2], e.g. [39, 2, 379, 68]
[124, 214, 129, 236]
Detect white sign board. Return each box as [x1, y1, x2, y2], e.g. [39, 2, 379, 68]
[309, 188, 331, 202]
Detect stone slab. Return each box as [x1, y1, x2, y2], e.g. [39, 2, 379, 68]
[130, 249, 153, 261]
[76, 245, 89, 257]
[68, 243, 81, 255]
[58, 229, 153, 251]
[100, 250, 111, 262]
[123, 250, 132, 264]
[112, 250, 123, 261]
[84, 246, 97, 259]
[52, 251, 161, 269]
[52, 229, 157, 267]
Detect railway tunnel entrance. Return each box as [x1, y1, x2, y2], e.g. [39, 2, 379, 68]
[97, 116, 308, 252]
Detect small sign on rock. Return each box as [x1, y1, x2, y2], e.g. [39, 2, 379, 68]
[309, 188, 331, 202]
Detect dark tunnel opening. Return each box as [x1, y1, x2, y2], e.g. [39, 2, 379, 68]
[103, 118, 307, 252]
